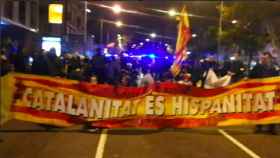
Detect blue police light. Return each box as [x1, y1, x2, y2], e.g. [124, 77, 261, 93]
[141, 55, 147, 57]
[103, 48, 109, 54]
[148, 54, 156, 59]
[165, 56, 168, 59]
[86, 50, 94, 59]
[123, 53, 128, 57]
[29, 57, 34, 65]
[0, 20, 8, 25]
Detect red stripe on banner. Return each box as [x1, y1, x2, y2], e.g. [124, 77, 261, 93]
[15, 76, 151, 99]
[15, 76, 79, 90]
[155, 81, 280, 97]
[223, 111, 280, 120]
[11, 106, 85, 124]
[15, 75, 280, 98]
[78, 82, 151, 99]
[91, 116, 224, 128]
[12, 106, 280, 129]
[91, 111, 280, 128]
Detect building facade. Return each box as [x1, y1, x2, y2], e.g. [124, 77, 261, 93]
[0, 0, 88, 54]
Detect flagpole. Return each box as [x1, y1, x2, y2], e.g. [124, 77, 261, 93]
[0, 0, 3, 129]
[218, 1, 223, 62]
[84, 1, 88, 54]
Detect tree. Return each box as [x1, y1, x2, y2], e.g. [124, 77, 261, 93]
[209, 1, 280, 64]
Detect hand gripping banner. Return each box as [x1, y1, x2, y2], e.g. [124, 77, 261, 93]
[3, 73, 280, 128]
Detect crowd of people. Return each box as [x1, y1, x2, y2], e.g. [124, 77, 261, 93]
[0, 47, 160, 86]
[1, 43, 280, 88]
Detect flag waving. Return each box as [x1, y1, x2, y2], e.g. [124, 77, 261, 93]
[170, 6, 191, 76]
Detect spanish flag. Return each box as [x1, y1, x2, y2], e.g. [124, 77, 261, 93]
[170, 6, 191, 76]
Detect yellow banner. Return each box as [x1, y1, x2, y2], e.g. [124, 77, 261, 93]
[0, 74, 14, 125]
[2, 73, 280, 128]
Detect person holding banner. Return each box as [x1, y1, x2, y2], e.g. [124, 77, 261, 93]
[0, 52, 11, 76]
[227, 51, 246, 83]
[139, 68, 154, 87]
[250, 52, 279, 135]
[91, 49, 107, 84]
[201, 56, 232, 89]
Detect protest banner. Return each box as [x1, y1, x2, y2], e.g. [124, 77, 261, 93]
[2, 73, 280, 128]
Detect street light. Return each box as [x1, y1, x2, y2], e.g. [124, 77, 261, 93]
[112, 4, 122, 14]
[168, 9, 177, 17]
[150, 33, 156, 38]
[86, 8, 92, 13]
[115, 21, 123, 27]
[145, 38, 150, 42]
[230, 56, 236, 60]
[117, 34, 123, 40]
[192, 33, 197, 38]
[231, 19, 238, 24]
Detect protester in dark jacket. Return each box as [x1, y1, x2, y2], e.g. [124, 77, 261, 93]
[228, 52, 246, 83]
[83, 57, 93, 82]
[0, 53, 11, 76]
[250, 52, 279, 135]
[31, 50, 50, 76]
[106, 56, 121, 86]
[250, 53, 278, 79]
[46, 48, 63, 77]
[190, 60, 204, 86]
[91, 49, 106, 84]
[14, 46, 29, 73]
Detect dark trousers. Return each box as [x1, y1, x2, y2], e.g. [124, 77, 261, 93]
[256, 124, 276, 133]
[95, 68, 106, 84]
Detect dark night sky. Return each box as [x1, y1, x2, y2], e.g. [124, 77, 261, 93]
[86, 1, 280, 52]
[86, 1, 221, 51]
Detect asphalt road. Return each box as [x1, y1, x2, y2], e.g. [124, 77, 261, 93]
[0, 120, 280, 158]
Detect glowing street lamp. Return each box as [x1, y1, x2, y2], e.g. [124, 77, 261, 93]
[168, 9, 177, 17]
[117, 34, 122, 40]
[112, 4, 122, 14]
[86, 8, 92, 13]
[192, 33, 197, 38]
[145, 38, 150, 42]
[150, 33, 157, 38]
[115, 21, 123, 27]
[231, 19, 238, 24]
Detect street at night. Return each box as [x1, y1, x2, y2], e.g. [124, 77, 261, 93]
[1, 0, 280, 158]
[1, 120, 280, 158]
